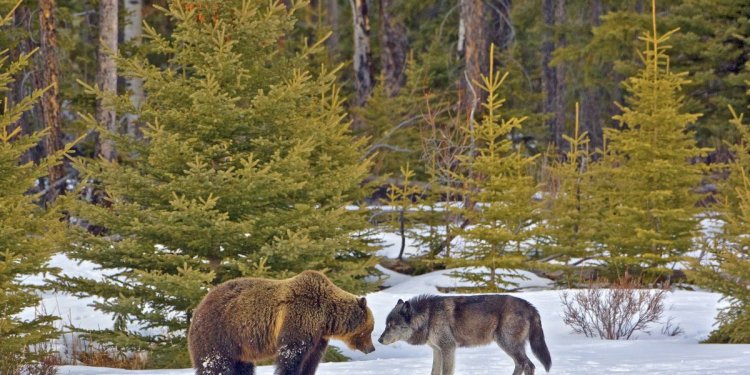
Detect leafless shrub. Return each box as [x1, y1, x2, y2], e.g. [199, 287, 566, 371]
[23, 355, 59, 375]
[560, 279, 668, 340]
[660, 316, 684, 337]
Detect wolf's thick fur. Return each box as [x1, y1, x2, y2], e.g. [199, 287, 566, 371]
[188, 270, 375, 375]
[379, 294, 551, 375]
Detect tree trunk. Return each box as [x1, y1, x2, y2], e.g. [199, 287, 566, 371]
[349, 0, 374, 120]
[581, 0, 604, 150]
[398, 208, 406, 260]
[38, 0, 64, 205]
[459, 0, 489, 118]
[541, 0, 560, 148]
[490, 0, 513, 51]
[124, 0, 144, 139]
[554, 0, 566, 151]
[96, 0, 118, 161]
[325, 0, 340, 53]
[378, 0, 408, 97]
[9, 5, 44, 165]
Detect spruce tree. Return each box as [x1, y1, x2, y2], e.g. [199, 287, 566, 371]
[385, 163, 422, 260]
[452, 44, 542, 291]
[594, 3, 707, 281]
[541, 103, 598, 284]
[356, 55, 428, 178]
[0, 2, 63, 370]
[56, 0, 376, 366]
[693, 107, 750, 343]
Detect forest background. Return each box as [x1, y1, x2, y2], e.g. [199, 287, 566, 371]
[0, 0, 749, 370]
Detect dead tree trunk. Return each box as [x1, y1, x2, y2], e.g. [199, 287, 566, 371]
[124, 0, 143, 139]
[378, 0, 408, 97]
[349, 0, 374, 124]
[96, 0, 118, 161]
[458, 0, 489, 118]
[39, 0, 64, 205]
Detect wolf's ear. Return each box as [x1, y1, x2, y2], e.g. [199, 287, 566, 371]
[358, 297, 367, 309]
[402, 301, 411, 318]
[397, 298, 404, 305]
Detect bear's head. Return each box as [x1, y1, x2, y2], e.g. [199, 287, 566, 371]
[341, 297, 375, 354]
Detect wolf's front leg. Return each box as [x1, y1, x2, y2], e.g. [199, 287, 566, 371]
[439, 345, 455, 375]
[430, 345, 443, 375]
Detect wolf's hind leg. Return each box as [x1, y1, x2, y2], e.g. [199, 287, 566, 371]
[496, 334, 535, 375]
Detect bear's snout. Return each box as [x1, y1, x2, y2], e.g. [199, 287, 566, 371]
[362, 342, 376, 354]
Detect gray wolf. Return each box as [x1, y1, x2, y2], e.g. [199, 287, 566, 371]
[378, 294, 551, 375]
[188, 270, 375, 375]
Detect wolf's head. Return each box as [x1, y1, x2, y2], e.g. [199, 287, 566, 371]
[378, 298, 416, 345]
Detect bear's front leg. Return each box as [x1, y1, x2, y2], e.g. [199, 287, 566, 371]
[299, 338, 328, 375]
[275, 333, 314, 375]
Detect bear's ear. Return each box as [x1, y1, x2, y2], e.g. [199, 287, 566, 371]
[358, 297, 367, 309]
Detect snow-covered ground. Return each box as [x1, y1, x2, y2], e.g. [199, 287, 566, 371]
[39, 258, 750, 374]
[24, 229, 750, 374]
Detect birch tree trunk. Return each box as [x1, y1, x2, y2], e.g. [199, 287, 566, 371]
[96, 0, 118, 161]
[378, 0, 408, 97]
[349, 0, 374, 117]
[38, 0, 64, 204]
[124, 0, 144, 139]
[459, 0, 489, 118]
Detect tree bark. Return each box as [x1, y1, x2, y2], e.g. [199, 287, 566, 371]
[124, 0, 144, 139]
[349, 0, 374, 117]
[490, 0, 513, 51]
[378, 0, 408, 97]
[38, 0, 64, 205]
[542, 0, 560, 148]
[325, 0, 341, 52]
[8, 5, 44, 165]
[581, 0, 604, 150]
[96, 0, 118, 161]
[459, 0, 489, 118]
[554, 0, 566, 151]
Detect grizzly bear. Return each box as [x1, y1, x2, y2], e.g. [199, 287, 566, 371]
[188, 270, 375, 375]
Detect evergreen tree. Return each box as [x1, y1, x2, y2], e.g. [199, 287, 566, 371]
[541, 103, 598, 284]
[452, 44, 542, 291]
[356, 55, 428, 178]
[56, 0, 377, 366]
[693, 107, 750, 343]
[0, 2, 64, 370]
[385, 163, 422, 260]
[594, 4, 708, 281]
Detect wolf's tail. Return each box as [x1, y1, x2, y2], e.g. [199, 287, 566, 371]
[529, 312, 551, 372]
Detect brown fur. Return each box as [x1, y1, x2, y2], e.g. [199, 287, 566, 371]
[188, 270, 375, 375]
